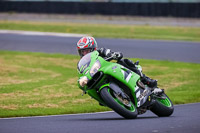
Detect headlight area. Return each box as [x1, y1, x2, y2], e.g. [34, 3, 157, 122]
[79, 76, 89, 87]
[90, 60, 101, 76]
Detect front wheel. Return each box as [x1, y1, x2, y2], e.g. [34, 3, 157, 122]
[100, 87, 137, 119]
[150, 93, 174, 117]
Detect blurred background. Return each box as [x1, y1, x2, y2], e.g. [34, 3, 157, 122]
[0, 0, 200, 17]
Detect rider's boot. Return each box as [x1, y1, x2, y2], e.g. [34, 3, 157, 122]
[152, 88, 164, 95]
[141, 74, 157, 88]
[141, 74, 164, 95]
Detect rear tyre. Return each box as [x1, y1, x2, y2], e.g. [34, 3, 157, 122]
[100, 87, 137, 119]
[150, 93, 174, 117]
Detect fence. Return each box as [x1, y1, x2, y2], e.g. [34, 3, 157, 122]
[0, 1, 199, 17]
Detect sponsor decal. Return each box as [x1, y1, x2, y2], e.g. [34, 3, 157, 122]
[112, 66, 118, 70]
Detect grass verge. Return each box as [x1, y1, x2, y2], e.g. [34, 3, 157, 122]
[0, 20, 200, 42]
[0, 51, 200, 118]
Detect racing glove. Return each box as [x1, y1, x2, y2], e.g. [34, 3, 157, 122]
[98, 48, 123, 60]
[112, 52, 123, 60]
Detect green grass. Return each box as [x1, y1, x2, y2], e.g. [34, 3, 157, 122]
[0, 51, 200, 118]
[0, 21, 200, 42]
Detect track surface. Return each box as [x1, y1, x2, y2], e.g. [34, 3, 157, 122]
[0, 33, 200, 63]
[0, 103, 200, 133]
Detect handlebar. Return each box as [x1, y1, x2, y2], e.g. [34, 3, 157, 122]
[105, 52, 122, 61]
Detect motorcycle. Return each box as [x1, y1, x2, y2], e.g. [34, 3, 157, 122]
[77, 51, 174, 119]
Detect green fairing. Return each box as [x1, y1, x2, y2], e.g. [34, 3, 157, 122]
[77, 51, 140, 107]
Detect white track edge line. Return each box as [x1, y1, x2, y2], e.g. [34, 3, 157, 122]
[0, 30, 88, 37]
[1, 102, 199, 120]
[0, 111, 114, 120]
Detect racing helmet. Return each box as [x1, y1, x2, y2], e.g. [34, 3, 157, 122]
[77, 37, 98, 57]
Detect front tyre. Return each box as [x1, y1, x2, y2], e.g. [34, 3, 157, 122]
[150, 93, 174, 117]
[100, 87, 137, 119]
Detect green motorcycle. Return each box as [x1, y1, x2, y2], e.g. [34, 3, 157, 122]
[77, 51, 174, 119]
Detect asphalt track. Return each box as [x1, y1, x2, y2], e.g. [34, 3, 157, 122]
[0, 32, 200, 63]
[0, 103, 200, 133]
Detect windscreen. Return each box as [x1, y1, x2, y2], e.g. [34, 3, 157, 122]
[77, 53, 92, 73]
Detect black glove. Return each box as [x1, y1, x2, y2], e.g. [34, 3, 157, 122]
[98, 48, 123, 60]
[112, 52, 123, 60]
[98, 48, 112, 57]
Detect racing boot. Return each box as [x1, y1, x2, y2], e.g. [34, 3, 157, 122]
[141, 74, 157, 88]
[152, 88, 164, 95]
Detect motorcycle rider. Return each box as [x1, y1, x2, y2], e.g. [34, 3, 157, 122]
[77, 36, 157, 88]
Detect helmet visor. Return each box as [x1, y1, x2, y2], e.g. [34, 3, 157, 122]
[80, 48, 92, 57]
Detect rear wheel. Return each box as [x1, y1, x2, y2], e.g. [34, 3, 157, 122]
[150, 93, 174, 117]
[100, 87, 137, 119]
